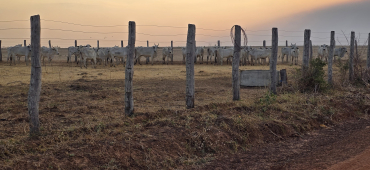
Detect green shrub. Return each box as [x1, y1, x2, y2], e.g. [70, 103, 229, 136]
[298, 58, 328, 93]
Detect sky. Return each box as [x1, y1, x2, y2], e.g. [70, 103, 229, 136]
[0, 0, 367, 47]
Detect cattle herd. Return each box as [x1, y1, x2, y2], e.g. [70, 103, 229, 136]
[5, 43, 348, 68]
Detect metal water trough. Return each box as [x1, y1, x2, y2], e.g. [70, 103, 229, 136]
[240, 70, 280, 87]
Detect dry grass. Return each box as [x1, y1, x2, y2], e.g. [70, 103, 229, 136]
[0, 53, 369, 169]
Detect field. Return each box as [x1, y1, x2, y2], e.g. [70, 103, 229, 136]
[1, 47, 370, 169]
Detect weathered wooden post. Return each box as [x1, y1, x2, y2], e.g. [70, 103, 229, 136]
[125, 21, 136, 116]
[48, 40, 51, 48]
[24, 40, 27, 62]
[171, 40, 173, 64]
[215, 40, 220, 64]
[280, 69, 287, 85]
[232, 25, 241, 100]
[368, 33, 370, 69]
[286, 40, 288, 47]
[303, 29, 311, 75]
[349, 31, 355, 82]
[74, 40, 77, 62]
[270, 28, 278, 94]
[309, 40, 313, 61]
[0, 40, 2, 62]
[186, 24, 195, 109]
[121, 40, 123, 47]
[146, 40, 150, 63]
[28, 15, 41, 135]
[263, 40, 266, 47]
[97, 40, 99, 49]
[328, 31, 335, 86]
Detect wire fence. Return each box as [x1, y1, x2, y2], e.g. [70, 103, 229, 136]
[0, 18, 369, 48]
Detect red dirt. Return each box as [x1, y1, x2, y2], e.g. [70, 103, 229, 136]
[203, 118, 370, 170]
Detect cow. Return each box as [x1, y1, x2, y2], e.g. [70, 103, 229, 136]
[162, 47, 173, 64]
[96, 47, 111, 66]
[334, 47, 347, 62]
[248, 47, 271, 65]
[240, 47, 250, 66]
[207, 46, 218, 64]
[318, 44, 329, 62]
[216, 47, 233, 65]
[280, 43, 299, 65]
[290, 44, 299, 65]
[77, 46, 97, 68]
[68, 44, 91, 63]
[108, 46, 128, 67]
[7, 45, 31, 65]
[40, 46, 59, 66]
[182, 47, 187, 64]
[195, 47, 205, 64]
[135, 44, 159, 65]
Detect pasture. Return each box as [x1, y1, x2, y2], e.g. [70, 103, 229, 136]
[1, 46, 370, 169]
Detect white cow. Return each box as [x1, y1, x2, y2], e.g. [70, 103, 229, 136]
[318, 44, 329, 62]
[280, 47, 291, 63]
[216, 47, 234, 65]
[108, 47, 128, 67]
[162, 47, 173, 64]
[290, 44, 299, 65]
[96, 48, 110, 66]
[7, 45, 31, 65]
[182, 47, 187, 64]
[195, 47, 205, 64]
[67, 46, 79, 63]
[135, 44, 159, 65]
[68, 44, 91, 63]
[280, 43, 299, 65]
[207, 46, 218, 64]
[41, 46, 59, 66]
[248, 47, 271, 65]
[334, 47, 347, 62]
[240, 47, 250, 66]
[78, 46, 97, 68]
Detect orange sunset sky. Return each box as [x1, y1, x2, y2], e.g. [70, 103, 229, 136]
[0, 0, 366, 47]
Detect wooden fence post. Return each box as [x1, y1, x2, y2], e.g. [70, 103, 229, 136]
[0, 40, 2, 62]
[232, 25, 241, 100]
[28, 15, 41, 135]
[24, 40, 27, 62]
[349, 31, 355, 82]
[146, 40, 150, 64]
[309, 40, 313, 61]
[121, 40, 123, 47]
[171, 40, 173, 64]
[280, 69, 287, 85]
[125, 21, 136, 116]
[263, 40, 266, 47]
[97, 40, 99, 49]
[368, 33, 370, 69]
[328, 31, 335, 86]
[216, 40, 220, 64]
[270, 28, 278, 94]
[186, 24, 195, 109]
[303, 29, 311, 75]
[74, 40, 77, 62]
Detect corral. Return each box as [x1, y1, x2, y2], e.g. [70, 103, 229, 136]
[1, 16, 370, 169]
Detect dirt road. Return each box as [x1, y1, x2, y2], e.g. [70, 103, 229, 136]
[203, 118, 370, 170]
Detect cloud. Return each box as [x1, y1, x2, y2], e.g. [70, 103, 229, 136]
[251, 0, 370, 46]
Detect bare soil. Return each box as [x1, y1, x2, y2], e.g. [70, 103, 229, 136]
[0, 59, 370, 169]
